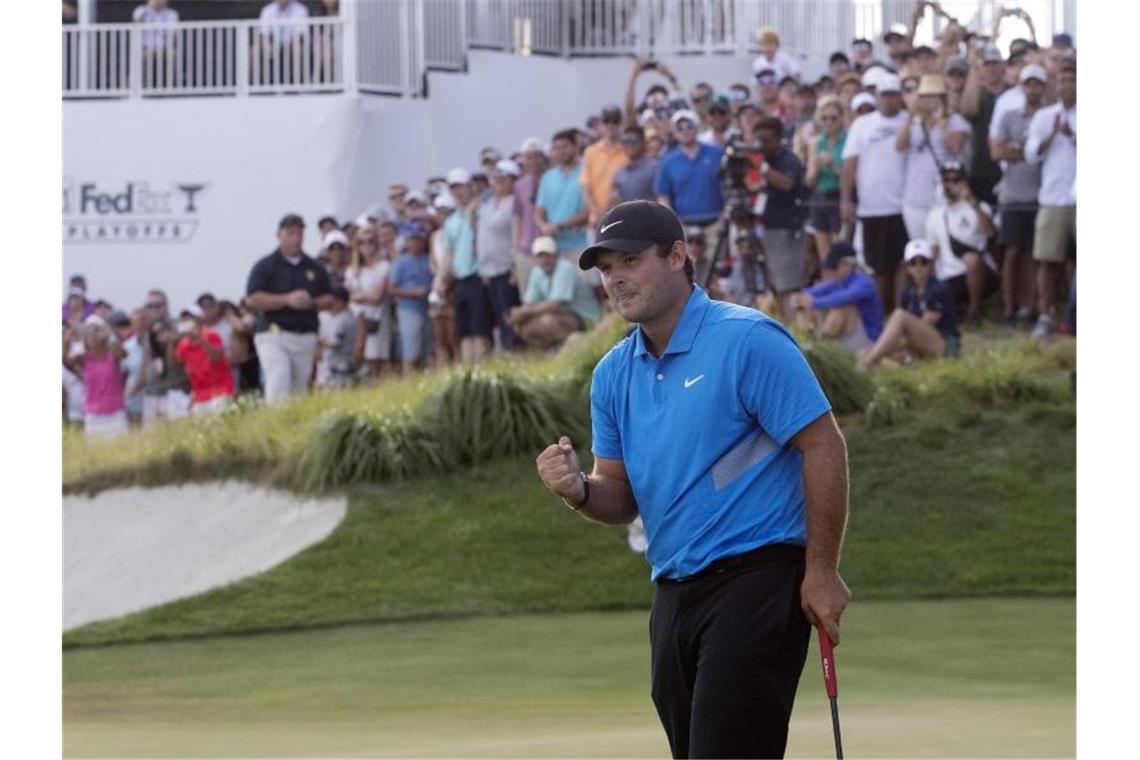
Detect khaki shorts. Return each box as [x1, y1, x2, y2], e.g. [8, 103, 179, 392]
[1032, 206, 1076, 263]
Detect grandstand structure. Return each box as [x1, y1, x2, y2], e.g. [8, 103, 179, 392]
[62, 0, 1075, 310]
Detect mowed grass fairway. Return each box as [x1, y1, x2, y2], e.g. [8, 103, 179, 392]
[64, 598, 1073, 758]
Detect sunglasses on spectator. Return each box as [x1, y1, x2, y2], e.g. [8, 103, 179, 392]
[907, 257, 932, 266]
[820, 114, 840, 122]
[856, 105, 875, 114]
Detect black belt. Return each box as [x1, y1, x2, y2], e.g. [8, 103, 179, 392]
[657, 543, 805, 585]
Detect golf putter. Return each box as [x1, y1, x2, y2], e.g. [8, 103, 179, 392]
[817, 624, 844, 760]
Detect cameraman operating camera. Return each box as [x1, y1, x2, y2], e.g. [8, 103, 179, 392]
[751, 116, 807, 317]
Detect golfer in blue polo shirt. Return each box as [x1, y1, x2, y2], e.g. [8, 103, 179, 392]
[536, 200, 852, 759]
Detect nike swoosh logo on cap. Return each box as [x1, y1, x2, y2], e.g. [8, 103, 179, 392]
[600, 221, 624, 234]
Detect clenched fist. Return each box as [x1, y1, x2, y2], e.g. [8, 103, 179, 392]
[536, 436, 586, 505]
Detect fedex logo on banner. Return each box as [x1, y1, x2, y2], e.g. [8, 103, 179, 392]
[62, 177, 208, 244]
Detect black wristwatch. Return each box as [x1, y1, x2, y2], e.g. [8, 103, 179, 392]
[561, 471, 590, 511]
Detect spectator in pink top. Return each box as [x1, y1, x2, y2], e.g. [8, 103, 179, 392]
[81, 315, 128, 439]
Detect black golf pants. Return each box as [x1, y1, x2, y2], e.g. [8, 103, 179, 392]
[649, 545, 810, 759]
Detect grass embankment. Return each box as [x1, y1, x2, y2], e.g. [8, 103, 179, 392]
[63, 598, 1075, 758]
[65, 334, 1074, 647]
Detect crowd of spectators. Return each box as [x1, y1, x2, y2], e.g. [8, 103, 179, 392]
[64, 2, 1077, 439]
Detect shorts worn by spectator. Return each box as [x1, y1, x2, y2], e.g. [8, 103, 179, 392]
[795, 242, 884, 353]
[540, 199, 849, 759]
[858, 239, 960, 370]
[924, 162, 998, 322]
[841, 74, 909, 311]
[174, 307, 235, 415]
[245, 214, 333, 404]
[507, 236, 601, 350]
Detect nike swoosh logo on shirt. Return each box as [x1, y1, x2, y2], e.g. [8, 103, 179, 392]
[683, 375, 705, 389]
[600, 221, 624, 234]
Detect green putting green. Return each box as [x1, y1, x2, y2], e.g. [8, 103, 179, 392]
[64, 597, 1073, 758]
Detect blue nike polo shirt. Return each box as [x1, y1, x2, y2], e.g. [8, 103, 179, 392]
[590, 286, 831, 581]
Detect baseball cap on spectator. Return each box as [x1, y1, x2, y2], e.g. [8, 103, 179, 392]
[108, 310, 131, 328]
[753, 65, 779, 85]
[330, 285, 350, 303]
[944, 56, 969, 75]
[532, 236, 558, 256]
[471, 171, 488, 183]
[322, 229, 350, 249]
[579, 200, 685, 271]
[646, 83, 669, 98]
[861, 66, 884, 89]
[882, 24, 907, 43]
[446, 168, 471, 186]
[823, 241, 857, 270]
[829, 51, 850, 65]
[982, 45, 1003, 63]
[180, 305, 204, 321]
[479, 147, 502, 165]
[638, 108, 656, 127]
[904, 239, 933, 262]
[708, 95, 730, 113]
[877, 73, 902, 93]
[404, 222, 429, 240]
[278, 213, 304, 230]
[433, 193, 457, 210]
[1052, 33, 1073, 48]
[851, 92, 876, 113]
[684, 225, 706, 244]
[851, 38, 872, 52]
[1009, 38, 1035, 56]
[495, 158, 521, 178]
[670, 109, 699, 128]
[405, 190, 428, 206]
[1020, 64, 1048, 84]
[600, 104, 623, 122]
[519, 137, 544, 153]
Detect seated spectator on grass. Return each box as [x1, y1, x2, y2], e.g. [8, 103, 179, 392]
[315, 286, 357, 388]
[81, 315, 129, 439]
[174, 307, 235, 416]
[390, 224, 434, 372]
[858, 239, 960, 370]
[507, 237, 601, 350]
[792, 242, 884, 354]
[924, 161, 998, 324]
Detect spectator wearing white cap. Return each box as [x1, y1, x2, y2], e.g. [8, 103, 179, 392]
[581, 105, 629, 230]
[477, 159, 524, 351]
[991, 64, 1047, 328]
[515, 137, 547, 285]
[507, 236, 601, 350]
[442, 168, 495, 364]
[849, 91, 876, 120]
[858, 239, 960, 370]
[753, 26, 800, 83]
[429, 192, 458, 367]
[894, 73, 969, 241]
[80, 314, 129, 438]
[841, 72, 910, 311]
[536, 129, 590, 261]
[319, 228, 351, 287]
[655, 110, 726, 278]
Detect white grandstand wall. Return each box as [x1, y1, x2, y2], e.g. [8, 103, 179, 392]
[64, 50, 761, 309]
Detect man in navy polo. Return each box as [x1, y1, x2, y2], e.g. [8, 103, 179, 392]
[536, 200, 852, 759]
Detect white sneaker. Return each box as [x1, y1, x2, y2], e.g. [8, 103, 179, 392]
[1031, 314, 1053, 339]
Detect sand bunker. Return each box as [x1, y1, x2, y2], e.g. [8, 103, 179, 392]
[64, 482, 346, 631]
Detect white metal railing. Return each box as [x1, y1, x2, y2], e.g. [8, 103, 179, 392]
[63, 18, 347, 99]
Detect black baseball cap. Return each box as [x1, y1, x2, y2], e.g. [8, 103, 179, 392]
[579, 201, 685, 271]
[600, 104, 622, 121]
[278, 213, 305, 230]
[823, 241, 857, 270]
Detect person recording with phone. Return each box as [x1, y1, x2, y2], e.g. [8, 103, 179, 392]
[924, 161, 997, 323]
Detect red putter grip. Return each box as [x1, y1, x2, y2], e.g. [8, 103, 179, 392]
[817, 625, 839, 698]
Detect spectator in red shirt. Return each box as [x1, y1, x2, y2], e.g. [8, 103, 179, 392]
[174, 306, 235, 416]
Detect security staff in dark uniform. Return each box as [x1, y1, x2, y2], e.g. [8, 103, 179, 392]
[245, 213, 334, 403]
[536, 201, 852, 759]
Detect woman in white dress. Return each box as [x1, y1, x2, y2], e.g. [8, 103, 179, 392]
[344, 224, 393, 379]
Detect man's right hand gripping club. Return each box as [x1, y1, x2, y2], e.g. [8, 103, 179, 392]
[536, 437, 639, 524]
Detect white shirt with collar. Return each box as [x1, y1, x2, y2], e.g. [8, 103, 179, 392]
[1024, 101, 1076, 207]
[132, 4, 179, 50]
[259, 1, 310, 44]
